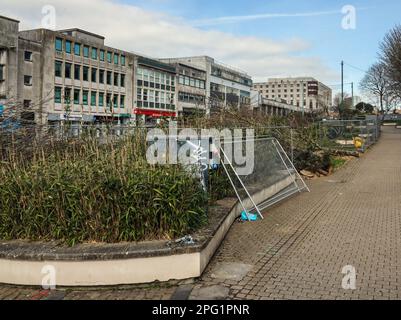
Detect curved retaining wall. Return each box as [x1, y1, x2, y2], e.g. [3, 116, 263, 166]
[0, 176, 296, 286]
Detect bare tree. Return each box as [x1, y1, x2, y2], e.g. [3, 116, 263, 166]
[359, 62, 392, 113]
[380, 25, 401, 97]
[332, 92, 351, 110]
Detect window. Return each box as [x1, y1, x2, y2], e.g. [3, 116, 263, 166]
[74, 89, 80, 104]
[83, 46, 89, 58]
[100, 50, 105, 61]
[74, 65, 80, 80]
[120, 95, 125, 108]
[113, 95, 118, 108]
[83, 90, 88, 105]
[65, 63, 72, 78]
[64, 88, 71, 104]
[114, 54, 119, 65]
[55, 38, 63, 51]
[24, 75, 32, 86]
[99, 93, 104, 107]
[65, 40, 72, 54]
[91, 92, 97, 106]
[107, 51, 112, 63]
[91, 48, 98, 60]
[114, 73, 119, 86]
[91, 68, 97, 82]
[55, 61, 62, 77]
[120, 74, 125, 87]
[24, 51, 33, 61]
[99, 70, 105, 84]
[106, 94, 112, 108]
[0, 65, 4, 81]
[23, 100, 31, 109]
[74, 43, 81, 56]
[121, 55, 126, 66]
[55, 87, 62, 103]
[83, 66, 89, 81]
[107, 71, 112, 85]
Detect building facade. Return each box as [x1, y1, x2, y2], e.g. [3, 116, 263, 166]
[0, 15, 19, 119]
[253, 77, 332, 113]
[160, 59, 207, 117]
[134, 56, 177, 125]
[17, 27, 135, 125]
[160, 56, 253, 114]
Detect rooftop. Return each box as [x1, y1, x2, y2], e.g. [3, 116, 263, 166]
[0, 15, 20, 23]
[57, 28, 105, 40]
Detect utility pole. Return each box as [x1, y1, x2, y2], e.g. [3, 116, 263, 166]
[341, 61, 344, 104]
[351, 82, 354, 109]
[340, 60, 344, 119]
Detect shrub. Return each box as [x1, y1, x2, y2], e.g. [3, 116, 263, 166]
[0, 132, 208, 245]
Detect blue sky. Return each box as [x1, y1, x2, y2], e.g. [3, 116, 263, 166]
[118, 0, 401, 97]
[3, 0, 401, 99]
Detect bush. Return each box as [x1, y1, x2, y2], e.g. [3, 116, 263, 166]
[0, 133, 208, 245]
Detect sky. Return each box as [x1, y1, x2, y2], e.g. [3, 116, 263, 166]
[1, 0, 401, 99]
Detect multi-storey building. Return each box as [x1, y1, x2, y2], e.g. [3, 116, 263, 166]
[0, 15, 19, 119]
[1, 15, 257, 125]
[134, 56, 177, 125]
[160, 59, 207, 117]
[253, 77, 332, 112]
[160, 56, 253, 114]
[18, 27, 135, 125]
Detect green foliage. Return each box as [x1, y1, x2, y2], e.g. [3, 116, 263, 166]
[0, 133, 207, 245]
[355, 102, 375, 114]
[293, 150, 331, 172]
[330, 157, 347, 170]
[208, 166, 234, 202]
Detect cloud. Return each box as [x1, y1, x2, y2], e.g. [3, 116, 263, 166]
[0, 0, 339, 83]
[191, 10, 343, 27]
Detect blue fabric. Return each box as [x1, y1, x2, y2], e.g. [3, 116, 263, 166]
[241, 211, 258, 221]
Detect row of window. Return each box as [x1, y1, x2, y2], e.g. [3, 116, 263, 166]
[136, 88, 175, 105]
[256, 83, 307, 89]
[178, 92, 205, 104]
[136, 67, 175, 86]
[265, 94, 306, 99]
[55, 38, 126, 66]
[137, 80, 175, 92]
[136, 101, 175, 111]
[178, 75, 206, 90]
[54, 87, 125, 108]
[55, 61, 125, 87]
[263, 89, 307, 94]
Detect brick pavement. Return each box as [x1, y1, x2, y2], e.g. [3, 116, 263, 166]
[0, 126, 400, 300]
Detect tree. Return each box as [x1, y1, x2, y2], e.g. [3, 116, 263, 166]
[380, 24, 401, 98]
[332, 92, 353, 118]
[359, 62, 392, 113]
[355, 102, 375, 114]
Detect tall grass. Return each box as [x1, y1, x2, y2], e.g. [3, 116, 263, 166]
[0, 126, 207, 245]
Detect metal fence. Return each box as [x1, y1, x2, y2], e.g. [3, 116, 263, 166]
[317, 117, 381, 153]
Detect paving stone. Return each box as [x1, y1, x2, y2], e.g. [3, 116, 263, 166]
[210, 262, 253, 281]
[189, 285, 230, 300]
[1, 127, 400, 300]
